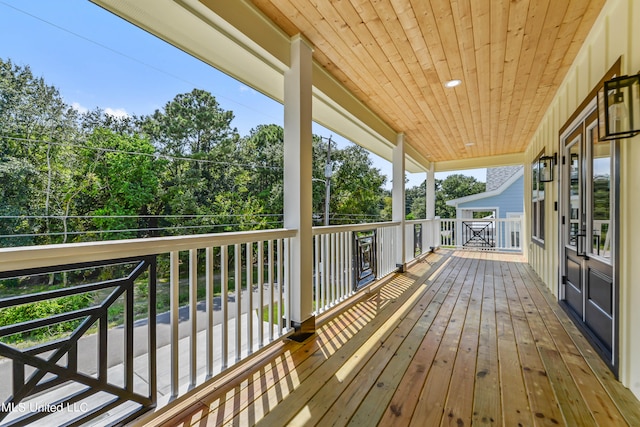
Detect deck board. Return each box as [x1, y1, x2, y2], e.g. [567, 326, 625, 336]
[134, 250, 640, 427]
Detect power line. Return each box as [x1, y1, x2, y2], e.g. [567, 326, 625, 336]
[0, 0, 282, 125]
[0, 214, 283, 219]
[0, 220, 285, 240]
[2, 134, 283, 171]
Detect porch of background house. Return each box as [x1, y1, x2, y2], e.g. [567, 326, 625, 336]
[135, 249, 640, 427]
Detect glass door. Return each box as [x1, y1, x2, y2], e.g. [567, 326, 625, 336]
[561, 107, 617, 372]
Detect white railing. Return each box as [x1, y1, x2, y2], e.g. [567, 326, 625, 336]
[312, 219, 440, 314]
[312, 222, 400, 314]
[439, 217, 523, 252]
[405, 219, 441, 263]
[0, 229, 295, 422]
[0, 219, 441, 424]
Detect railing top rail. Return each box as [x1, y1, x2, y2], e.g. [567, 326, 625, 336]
[0, 228, 297, 273]
[439, 217, 523, 222]
[405, 219, 439, 225]
[312, 221, 401, 236]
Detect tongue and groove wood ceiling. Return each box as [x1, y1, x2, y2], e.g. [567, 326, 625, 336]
[249, 0, 606, 163]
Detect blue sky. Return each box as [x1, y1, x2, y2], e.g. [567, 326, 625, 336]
[0, 0, 484, 188]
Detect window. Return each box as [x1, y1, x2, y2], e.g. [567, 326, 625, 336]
[532, 152, 545, 244]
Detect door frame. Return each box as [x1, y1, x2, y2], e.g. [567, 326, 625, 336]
[558, 97, 620, 376]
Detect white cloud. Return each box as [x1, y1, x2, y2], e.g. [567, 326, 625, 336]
[238, 85, 255, 94]
[71, 102, 88, 114]
[104, 107, 129, 118]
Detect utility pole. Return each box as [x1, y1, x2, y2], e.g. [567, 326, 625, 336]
[324, 136, 332, 226]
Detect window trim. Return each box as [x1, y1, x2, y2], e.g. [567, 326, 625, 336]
[531, 150, 546, 247]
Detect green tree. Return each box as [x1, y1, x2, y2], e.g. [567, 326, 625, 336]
[140, 89, 242, 232]
[0, 58, 80, 245]
[329, 144, 387, 223]
[142, 88, 238, 156]
[240, 124, 284, 219]
[437, 174, 485, 218]
[406, 174, 485, 219]
[405, 180, 426, 219]
[79, 128, 165, 239]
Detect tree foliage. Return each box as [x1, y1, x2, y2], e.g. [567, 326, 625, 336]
[0, 58, 391, 246]
[406, 174, 486, 219]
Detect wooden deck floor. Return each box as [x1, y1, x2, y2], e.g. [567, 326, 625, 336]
[136, 250, 640, 427]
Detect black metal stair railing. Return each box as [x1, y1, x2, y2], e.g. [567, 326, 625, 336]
[0, 256, 156, 426]
[353, 230, 377, 289]
[414, 223, 423, 257]
[461, 221, 495, 248]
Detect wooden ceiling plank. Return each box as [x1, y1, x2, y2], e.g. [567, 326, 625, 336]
[502, 0, 550, 152]
[409, 0, 470, 159]
[432, 0, 477, 152]
[352, 3, 427, 122]
[504, 0, 559, 153]
[249, 0, 607, 163]
[468, 0, 491, 154]
[251, 0, 299, 36]
[327, 0, 438, 134]
[380, 0, 461, 152]
[509, 0, 571, 148]
[489, 0, 510, 148]
[294, 0, 415, 131]
[531, 0, 606, 138]
[334, 0, 433, 136]
[450, 0, 481, 157]
[496, 0, 530, 155]
[420, 0, 476, 158]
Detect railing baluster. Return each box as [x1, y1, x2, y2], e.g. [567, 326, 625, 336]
[277, 238, 283, 336]
[268, 239, 274, 341]
[126, 269, 134, 392]
[314, 235, 320, 314]
[149, 256, 157, 400]
[235, 243, 241, 363]
[344, 232, 349, 297]
[246, 242, 253, 354]
[322, 234, 328, 311]
[342, 231, 347, 299]
[170, 251, 180, 398]
[284, 238, 290, 331]
[257, 241, 264, 348]
[348, 231, 353, 291]
[189, 248, 197, 388]
[221, 245, 228, 369]
[330, 232, 336, 306]
[206, 247, 214, 378]
[99, 312, 107, 381]
[337, 232, 343, 300]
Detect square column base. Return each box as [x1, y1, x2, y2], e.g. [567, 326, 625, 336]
[289, 315, 316, 342]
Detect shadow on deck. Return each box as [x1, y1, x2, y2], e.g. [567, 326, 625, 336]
[132, 250, 640, 426]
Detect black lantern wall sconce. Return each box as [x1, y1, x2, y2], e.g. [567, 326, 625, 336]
[598, 73, 640, 140]
[538, 153, 556, 183]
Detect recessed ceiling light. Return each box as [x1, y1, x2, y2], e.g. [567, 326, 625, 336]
[444, 79, 462, 88]
[465, 142, 475, 146]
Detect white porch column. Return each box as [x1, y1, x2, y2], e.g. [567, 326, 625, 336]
[392, 133, 406, 271]
[284, 35, 315, 339]
[426, 163, 438, 250]
[426, 163, 436, 220]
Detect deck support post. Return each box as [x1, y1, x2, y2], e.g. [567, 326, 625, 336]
[284, 34, 315, 340]
[426, 163, 438, 250]
[392, 133, 406, 272]
[426, 163, 435, 220]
